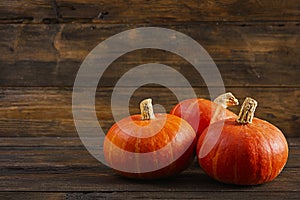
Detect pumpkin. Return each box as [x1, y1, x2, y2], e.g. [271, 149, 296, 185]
[170, 92, 239, 138]
[196, 97, 289, 185]
[104, 98, 197, 179]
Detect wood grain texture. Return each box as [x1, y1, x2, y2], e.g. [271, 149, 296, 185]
[0, 0, 299, 197]
[0, 137, 299, 192]
[0, 0, 55, 23]
[56, 0, 300, 23]
[1, 0, 300, 23]
[0, 23, 299, 87]
[0, 87, 299, 137]
[0, 138, 299, 168]
[2, 191, 299, 200]
[0, 162, 299, 192]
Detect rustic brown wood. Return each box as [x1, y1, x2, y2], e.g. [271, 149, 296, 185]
[0, 165, 299, 191]
[0, 137, 299, 191]
[0, 193, 64, 199]
[0, 23, 299, 87]
[0, 0, 299, 198]
[1, 0, 300, 23]
[0, 139, 299, 168]
[64, 191, 300, 199]
[2, 191, 299, 199]
[56, 0, 300, 23]
[0, 87, 298, 137]
[0, 0, 55, 23]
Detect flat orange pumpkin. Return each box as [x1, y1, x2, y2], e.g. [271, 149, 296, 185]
[170, 93, 238, 138]
[104, 99, 197, 179]
[197, 97, 289, 185]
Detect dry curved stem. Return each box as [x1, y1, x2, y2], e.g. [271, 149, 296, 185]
[213, 92, 239, 108]
[211, 92, 239, 124]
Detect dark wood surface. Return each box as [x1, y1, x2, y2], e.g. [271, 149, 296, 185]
[0, 0, 299, 199]
[1, 0, 300, 23]
[1, 23, 299, 87]
[0, 87, 299, 137]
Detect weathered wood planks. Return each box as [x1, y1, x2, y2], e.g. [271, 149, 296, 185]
[0, 0, 299, 197]
[1, 0, 300, 23]
[1, 191, 299, 200]
[0, 137, 298, 168]
[0, 136, 299, 192]
[0, 87, 299, 137]
[0, 0, 55, 23]
[0, 164, 299, 191]
[0, 23, 299, 87]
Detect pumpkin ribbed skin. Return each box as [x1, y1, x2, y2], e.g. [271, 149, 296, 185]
[104, 114, 197, 179]
[170, 98, 236, 138]
[196, 118, 289, 185]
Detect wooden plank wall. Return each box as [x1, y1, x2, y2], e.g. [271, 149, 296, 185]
[0, 0, 299, 137]
[0, 0, 299, 196]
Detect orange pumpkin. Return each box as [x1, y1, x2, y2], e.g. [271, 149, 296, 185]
[104, 99, 197, 179]
[170, 93, 238, 138]
[197, 97, 289, 185]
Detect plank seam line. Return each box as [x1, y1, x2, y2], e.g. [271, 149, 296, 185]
[0, 190, 299, 193]
[0, 20, 299, 25]
[0, 86, 300, 89]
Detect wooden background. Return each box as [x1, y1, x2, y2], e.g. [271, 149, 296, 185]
[0, 0, 299, 199]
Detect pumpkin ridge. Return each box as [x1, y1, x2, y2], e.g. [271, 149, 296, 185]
[185, 99, 200, 132]
[120, 120, 137, 151]
[107, 126, 120, 165]
[257, 123, 274, 183]
[211, 130, 223, 181]
[254, 125, 264, 183]
[150, 134, 159, 171]
[233, 122, 242, 184]
[253, 123, 269, 184]
[134, 127, 142, 175]
[165, 118, 176, 173]
[251, 125, 261, 184]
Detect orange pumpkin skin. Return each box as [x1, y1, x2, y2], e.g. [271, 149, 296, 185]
[170, 98, 236, 138]
[104, 114, 197, 179]
[196, 118, 289, 185]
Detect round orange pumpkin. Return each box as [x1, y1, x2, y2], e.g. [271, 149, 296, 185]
[196, 97, 289, 185]
[104, 98, 197, 179]
[170, 92, 238, 138]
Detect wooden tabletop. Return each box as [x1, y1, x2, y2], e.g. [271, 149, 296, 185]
[0, 1, 299, 199]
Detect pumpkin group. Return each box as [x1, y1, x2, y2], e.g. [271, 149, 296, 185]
[103, 99, 197, 179]
[104, 95, 289, 185]
[196, 97, 289, 185]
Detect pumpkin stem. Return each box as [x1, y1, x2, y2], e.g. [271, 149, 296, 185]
[140, 98, 155, 120]
[211, 92, 239, 124]
[213, 92, 239, 108]
[236, 97, 258, 124]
